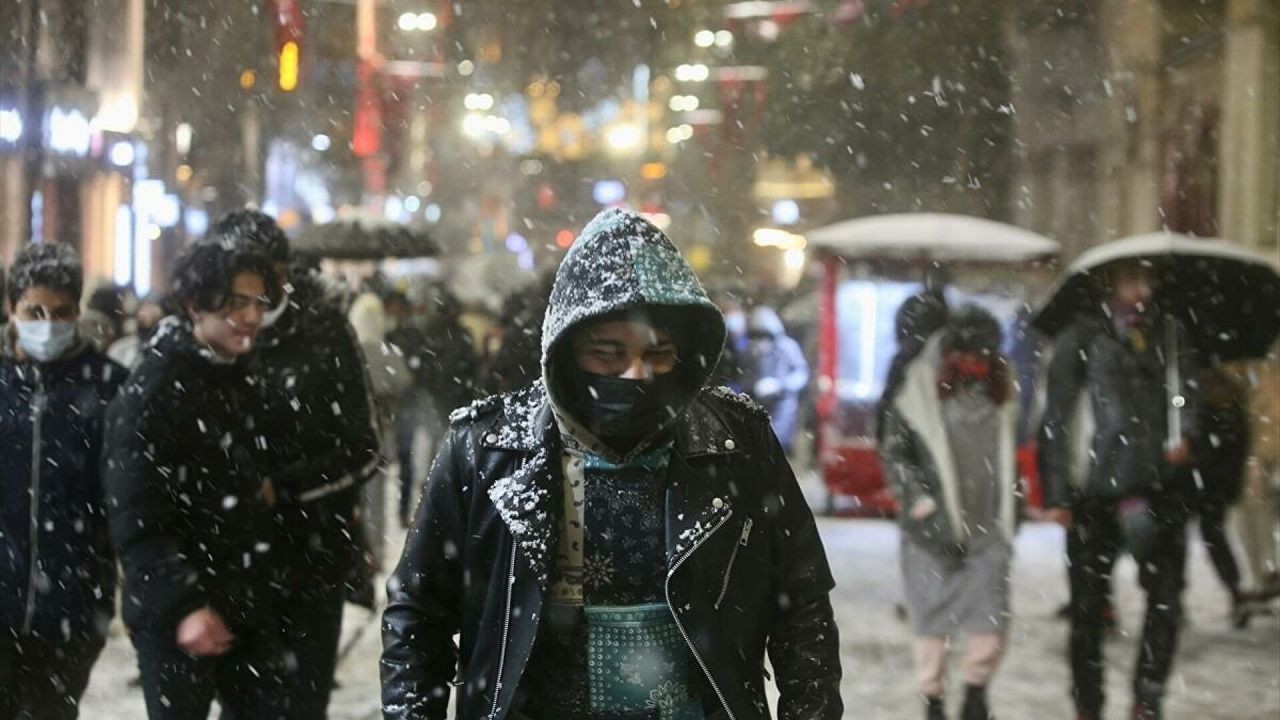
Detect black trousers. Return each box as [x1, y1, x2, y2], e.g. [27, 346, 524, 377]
[1067, 497, 1189, 716]
[1198, 499, 1241, 594]
[0, 632, 103, 720]
[133, 625, 288, 720]
[274, 583, 346, 719]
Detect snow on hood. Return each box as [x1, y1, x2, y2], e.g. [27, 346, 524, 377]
[540, 208, 726, 437]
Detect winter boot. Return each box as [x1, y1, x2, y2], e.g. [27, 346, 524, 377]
[924, 695, 946, 720]
[960, 684, 992, 720]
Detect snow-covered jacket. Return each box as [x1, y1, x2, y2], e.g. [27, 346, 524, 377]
[744, 306, 810, 445]
[251, 270, 382, 588]
[879, 335, 1019, 555]
[382, 209, 841, 720]
[1038, 315, 1198, 507]
[0, 330, 123, 641]
[103, 318, 279, 635]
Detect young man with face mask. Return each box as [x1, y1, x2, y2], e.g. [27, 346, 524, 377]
[215, 208, 382, 717]
[383, 208, 842, 720]
[1, 243, 124, 719]
[1038, 262, 1198, 720]
[103, 238, 287, 719]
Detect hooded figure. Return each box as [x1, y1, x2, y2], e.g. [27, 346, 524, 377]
[382, 208, 841, 720]
[879, 305, 1019, 720]
[743, 306, 809, 451]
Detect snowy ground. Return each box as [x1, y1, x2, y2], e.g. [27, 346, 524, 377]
[82, 477, 1280, 719]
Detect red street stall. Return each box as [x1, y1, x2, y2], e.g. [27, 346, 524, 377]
[809, 213, 1060, 515]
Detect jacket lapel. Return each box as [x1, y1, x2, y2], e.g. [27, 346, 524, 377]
[484, 386, 562, 588]
[666, 396, 739, 568]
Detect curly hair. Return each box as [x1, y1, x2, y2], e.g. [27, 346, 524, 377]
[211, 208, 290, 264]
[170, 238, 280, 313]
[8, 243, 84, 306]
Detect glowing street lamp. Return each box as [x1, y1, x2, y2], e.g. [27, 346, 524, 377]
[605, 123, 643, 154]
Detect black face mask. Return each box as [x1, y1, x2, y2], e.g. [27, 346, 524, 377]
[570, 370, 684, 452]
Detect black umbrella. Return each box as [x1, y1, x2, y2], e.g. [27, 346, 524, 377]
[292, 218, 440, 260]
[1033, 232, 1280, 362]
[1034, 233, 1280, 451]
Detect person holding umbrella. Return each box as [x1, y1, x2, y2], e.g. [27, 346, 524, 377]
[1035, 233, 1280, 720]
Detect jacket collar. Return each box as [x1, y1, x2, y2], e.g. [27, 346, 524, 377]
[484, 382, 740, 588]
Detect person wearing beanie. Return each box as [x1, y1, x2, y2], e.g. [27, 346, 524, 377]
[1, 243, 124, 718]
[382, 208, 842, 720]
[880, 305, 1020, 720]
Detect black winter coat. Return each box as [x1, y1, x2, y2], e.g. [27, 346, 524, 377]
[103, 319, 279, 634]
[252, 271, 382, 588]
[1038, 315, 1198, 507]
[381, 383, 841, 720]
[0, 337, 123, 641]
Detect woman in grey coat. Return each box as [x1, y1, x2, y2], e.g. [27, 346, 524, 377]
[880, 306, 1020, 720]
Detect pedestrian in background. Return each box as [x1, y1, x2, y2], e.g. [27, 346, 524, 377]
[103, 239, 285, 719]
[1038, 262, 1197, 720]
[744, 305, 810, 452]
[220, 209, 383, 716]
[1, 244, 124, 719]
[880, 305, 1019, 720]
[1184, 366, 1250, 624]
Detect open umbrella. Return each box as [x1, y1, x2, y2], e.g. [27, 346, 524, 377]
[1032, 232, 1280, 450]
[1032, 232, 1280, 361]
[292, 217, 440, 260]
[808, 212, 1060, 262]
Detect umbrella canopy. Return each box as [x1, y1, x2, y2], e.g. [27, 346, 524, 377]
[807, 213, 1059, 262]
[1032, 232, 1280, 361]
[292, 218, 440, 260]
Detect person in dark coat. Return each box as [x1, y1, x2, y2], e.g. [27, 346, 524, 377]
[381, 208, 842, 720]
[1184, 367, 1250, 623]
[881, 306, 1020, 720]
[1038, 261, 1198, 720]
[103, 239, 285, 719]
[1, 244, 124, 719]
[218, 208, 383, 716]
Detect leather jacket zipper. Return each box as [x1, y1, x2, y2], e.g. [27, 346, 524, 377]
[714, 517, 753, 611]
[666, 507, 737, 720]
[489, 536, 518, 720]
[22, 370, 46, 634]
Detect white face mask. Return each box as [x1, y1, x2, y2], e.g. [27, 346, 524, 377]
[16, 320, 78, 362]
[260, 282, 294, 329]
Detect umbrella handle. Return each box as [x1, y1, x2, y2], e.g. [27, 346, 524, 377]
[1165, 315, 1183, 452]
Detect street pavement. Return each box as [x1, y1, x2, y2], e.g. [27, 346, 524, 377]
[81, 480, 1280, 719]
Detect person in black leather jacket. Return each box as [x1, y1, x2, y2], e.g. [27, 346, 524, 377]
[381, 209, 842, 720]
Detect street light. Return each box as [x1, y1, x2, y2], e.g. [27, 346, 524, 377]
[311, 133, 331, 151]
[715, 30, 734, 48]
[694, 29, 715, 47]
[605, 123, 643, 154]
[109, 141, 135, 167]
[464, 93, 495, 111]
[0, 108, 22, 143]
[675, 64, 710, 82]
